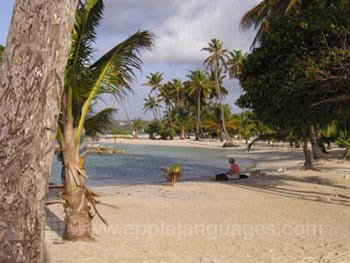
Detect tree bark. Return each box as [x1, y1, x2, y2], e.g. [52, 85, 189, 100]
[195, 91, 201, 141]
[215, 63, 231, 142]
[0, 1, 78, 262]
[303, 137, 313, 170]
[310, 126, 327, 160]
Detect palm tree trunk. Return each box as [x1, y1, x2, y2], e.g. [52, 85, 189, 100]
[62, 101, 92, 240]
[180, 125, 185, 140]
[196, 91, 201, 141]
[303, 137, 313, 170]
[0, 0, 78, 261]
[310, 125, 327, 160]
[215, 64, 231, 142]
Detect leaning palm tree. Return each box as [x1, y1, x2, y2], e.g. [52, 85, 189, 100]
[202, 103, 239, 142]
[187, 70, 210, 141]
[58, 0, 154, 240]
[143, 96, 162, 120]
[202, 39, 232, 143]
[143, 72, 164, 95]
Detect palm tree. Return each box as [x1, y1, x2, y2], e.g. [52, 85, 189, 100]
[84, 106, 117, 139]
[131, 118, 144, 138]
[240, 0, 312, 47]
[202, 39, 232, 143]
[58, 0, 154, 240]
[239, 112, 256, 144]
[226, 50, 247, 80]
[187, 70, 210, 140]
[208, 67, 228, 101]
[202, 103, 239, 141]
[143, 72, 164, 95]
[143, 96, 162, 120]
[158, 84, 174, 127]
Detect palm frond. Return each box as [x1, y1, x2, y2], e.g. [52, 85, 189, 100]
[240, 0, 270, 31]
[85, 107, 117, 136]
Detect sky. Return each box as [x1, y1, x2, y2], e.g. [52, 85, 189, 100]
[0, 0, 258, 120]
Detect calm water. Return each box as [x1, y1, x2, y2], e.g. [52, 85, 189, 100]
[51, 143, 253, 186]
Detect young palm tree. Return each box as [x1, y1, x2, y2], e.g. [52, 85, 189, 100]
[143, 72, 164, 95]
[143, 96, 162, 120]
[59, 0, 154, 240]
[187, 70, 210, 141]
[202, 39, 232, 143]
[84, 106, 117, 139]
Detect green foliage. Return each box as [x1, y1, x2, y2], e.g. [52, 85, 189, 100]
[131, 118, 144, 132]
[144, 119, 162, 138]
[237, 2, 348, 135]
[112, 128, 129, 135]
[143, 96, 162, 119]
[160, 128, 175, 140]
[162, 163, 182, 186]
[85, 107, 117, 136]
[336, 130, 350, 159]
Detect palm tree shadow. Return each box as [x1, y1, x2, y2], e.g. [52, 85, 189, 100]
[45, 207, 65, 241]
[223, 175, 350, 207]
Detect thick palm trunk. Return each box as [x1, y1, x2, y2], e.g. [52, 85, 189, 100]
[0, 0, 78, 262]
[215, 65, 231, 142]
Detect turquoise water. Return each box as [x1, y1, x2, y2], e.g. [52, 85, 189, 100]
[51, 143, 252, 186]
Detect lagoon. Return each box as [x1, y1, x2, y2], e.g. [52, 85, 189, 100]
[51, 143, 253, 186]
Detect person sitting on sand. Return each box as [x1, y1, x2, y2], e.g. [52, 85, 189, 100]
[215, 158, 248, 181]
[227, 158, 240, 179]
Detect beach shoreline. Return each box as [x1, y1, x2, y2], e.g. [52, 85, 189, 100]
[46, 142, 350, 263]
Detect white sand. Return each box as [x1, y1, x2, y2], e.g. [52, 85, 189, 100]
[46, 140, 350, 263]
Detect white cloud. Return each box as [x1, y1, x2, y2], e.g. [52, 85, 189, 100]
[98, 0, 258, 64]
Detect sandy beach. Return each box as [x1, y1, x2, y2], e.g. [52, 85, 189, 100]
[46, 139, 350, 263]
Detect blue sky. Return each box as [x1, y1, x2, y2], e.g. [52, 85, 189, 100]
[0, 0, 257, 120]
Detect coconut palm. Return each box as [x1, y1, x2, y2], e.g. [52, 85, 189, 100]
[208, 67, 228, 101]
[239, 112, 256, 144]
[202, 103, 239, 141]
[143, 96, 162, 120]
[202, 39, 231, 143]
[84, 106, 117, 139]
[57, 0, 154, 240]
[158, 84, 174, 127]
[143, 72, 164, 95]
[187, 70, 211, 140]
[131, 118, 144, 138]
[226, 50, 247, 80]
